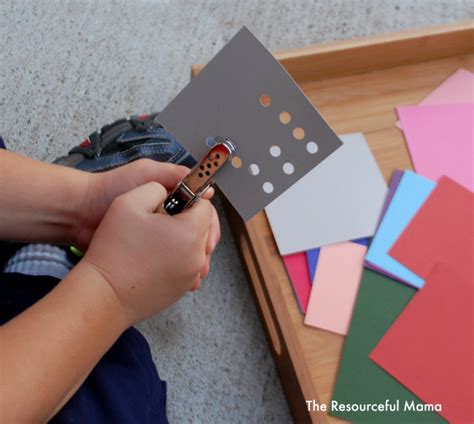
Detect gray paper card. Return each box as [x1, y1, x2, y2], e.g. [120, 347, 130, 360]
[158, 27, 342, 220]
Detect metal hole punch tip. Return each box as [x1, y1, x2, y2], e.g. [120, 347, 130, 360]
[214, 136, 236, 158]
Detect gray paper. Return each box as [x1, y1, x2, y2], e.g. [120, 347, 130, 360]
[265, 133, 387, 255]
[158, 27, 342, 220]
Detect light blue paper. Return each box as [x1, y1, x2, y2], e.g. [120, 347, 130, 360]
[365, 171, 435, 288]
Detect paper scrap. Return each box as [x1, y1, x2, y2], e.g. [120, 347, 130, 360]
[330, 269, 444, 423]
[158, 27, 342, 221]
[304, 242, 366, 335]
[370, 264, 473, 423]
[396, 68, 474, 127]
[389, 176, 474, 279]
[282, 253, 311, 313]
[364, 171, 435, 288]
[398, 103, 474, 191]
[266, 133, 386, 255]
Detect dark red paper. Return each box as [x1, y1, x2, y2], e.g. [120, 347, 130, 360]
[389, 176, 474, 279]
[370, 264, 474, 423]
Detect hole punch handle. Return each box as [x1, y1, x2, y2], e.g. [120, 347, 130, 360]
[157, 137, 235, 215]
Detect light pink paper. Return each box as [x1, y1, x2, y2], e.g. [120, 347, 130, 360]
[396, 68, 474, 128]
[304, 242, 367, 335]
[397, 103, 474, 191]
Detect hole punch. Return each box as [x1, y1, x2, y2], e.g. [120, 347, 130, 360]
[279, 111, 291, 124]
[306, 141, 319, 154]
[231, 156, 242, 168]
[282, 162, 294, 175]
[293, 127, 305, 140]
[269, 145, 281, 157]
[249, 164, 260, 176]
[259, 94, 272, 107]
[262, 182, 274, 194]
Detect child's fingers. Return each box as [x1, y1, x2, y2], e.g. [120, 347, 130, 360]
[190, 276, 203, 292]
[176, 198, 213, 238]
[117, 181, 167, 213]
[201, 186, 215, 200]
[128, 159, 189, 190]
[201, 254, 211, 279]
[206, 206, 220, 254]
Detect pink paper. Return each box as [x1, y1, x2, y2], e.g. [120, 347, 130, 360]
[397, 103, 474, 191]
[396, 68, 474, 127]
[304, 242, 367, 335]
[282, 253, 311, 313]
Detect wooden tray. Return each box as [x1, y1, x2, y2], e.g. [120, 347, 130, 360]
[192, 21, 474, 423]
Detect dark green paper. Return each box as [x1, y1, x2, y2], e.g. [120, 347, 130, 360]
[330, 269, 445, 423]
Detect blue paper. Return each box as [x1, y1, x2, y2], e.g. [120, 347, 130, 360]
[353, 237, 370, 247]
[365, 171, 435, 288]
[306, 248, 320, 282]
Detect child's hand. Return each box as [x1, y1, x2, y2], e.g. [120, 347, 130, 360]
[73, 159, 214, 250]
[78, 181, 217, 325]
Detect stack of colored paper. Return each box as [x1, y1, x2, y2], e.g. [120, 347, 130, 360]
[330, 68, 474, 423]
[266, 132, 387, 334]
[265, 68, 473, 422]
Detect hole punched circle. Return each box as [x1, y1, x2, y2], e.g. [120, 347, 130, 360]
[231, 156, 242, 168]
[262, 182, 274, 194]
[249, 164, 260, 176]
[306, 141, 319, 154]
[206, 137, 216, 148]
[283, 162, 294, 175]
[293, 127, 305, 140]
[279, 111, 291, 124]
[259, 94, 272, 107]
[269, 145, 281, 157]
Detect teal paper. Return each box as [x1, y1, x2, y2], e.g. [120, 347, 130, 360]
[365, 171, 435, 288]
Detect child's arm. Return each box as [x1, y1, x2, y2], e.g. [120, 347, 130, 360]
[0, 262, 127, 421]
[0, 149, 90, 246]
[0, 183, 218, 422]
[0, 150, 192, 249]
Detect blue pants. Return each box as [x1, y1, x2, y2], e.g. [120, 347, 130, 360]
[0, 270, 168, 424]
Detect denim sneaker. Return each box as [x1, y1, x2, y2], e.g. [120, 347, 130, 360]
[54, 112, 196, 171]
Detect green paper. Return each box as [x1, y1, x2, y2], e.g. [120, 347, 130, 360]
[330, 269, 446, 423]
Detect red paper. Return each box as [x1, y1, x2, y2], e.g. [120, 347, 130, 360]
[370, 264, 474, 423]
[282, 253, 311, 313]
[389, 176, 474, 279]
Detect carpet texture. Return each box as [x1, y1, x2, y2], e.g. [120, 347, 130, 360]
[1, 1, 471, 422]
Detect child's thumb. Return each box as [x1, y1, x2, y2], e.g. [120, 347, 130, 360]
[119, 181, 168, 213]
